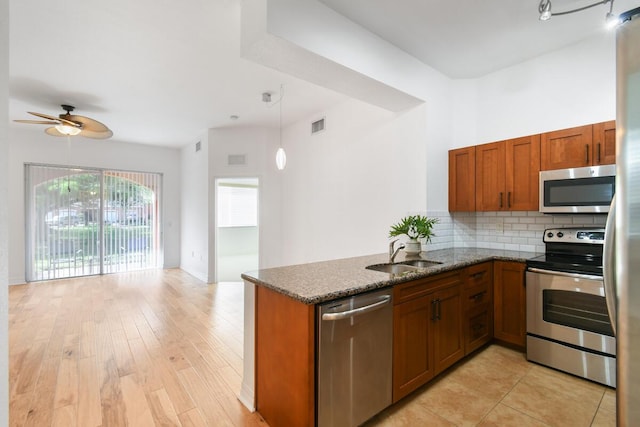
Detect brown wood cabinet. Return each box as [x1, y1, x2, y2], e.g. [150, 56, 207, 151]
[592, 120, 616, 166]
[392, 270, 464, 402]
[541, 122, 615, 170]
[256, 286, 315, 427]
[463, 262, 493, 354]
[432, 284, 465, 375]
[493, 261, 526, 348]
[448, 146, 476, 212]
[476, 135, 540, 211]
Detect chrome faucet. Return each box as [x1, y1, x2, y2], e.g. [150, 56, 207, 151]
[389, 239, 405, 263]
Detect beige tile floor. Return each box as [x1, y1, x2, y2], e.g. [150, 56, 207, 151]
[366, 344, 616, 427]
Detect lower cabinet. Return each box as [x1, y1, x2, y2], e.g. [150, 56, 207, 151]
[493, 261, 527, 348]
[392, 270, 464, 402]
[392, 294, 433, 402]
[392, 262, 503, 403]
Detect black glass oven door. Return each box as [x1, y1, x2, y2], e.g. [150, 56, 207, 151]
[542, 289, 614, 337]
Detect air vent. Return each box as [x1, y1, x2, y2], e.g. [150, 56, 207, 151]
[228, 154, 247, 166]
[311, 118, 325, 134]
[195, 141, 201, 152]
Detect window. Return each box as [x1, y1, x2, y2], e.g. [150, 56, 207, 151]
[216, 178, 258, 227]
[25, 164, 162, 281]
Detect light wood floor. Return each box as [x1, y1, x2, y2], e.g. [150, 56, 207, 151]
[9, 269, 266, 427]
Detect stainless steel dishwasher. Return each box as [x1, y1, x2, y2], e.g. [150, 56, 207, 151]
[317, 288, 393, 427]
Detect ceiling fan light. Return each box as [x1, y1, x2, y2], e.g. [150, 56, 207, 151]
[55, 124, 81, 136]
[276, 147, 287, 170]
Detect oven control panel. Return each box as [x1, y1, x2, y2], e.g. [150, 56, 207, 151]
[543, 228, 605, 245]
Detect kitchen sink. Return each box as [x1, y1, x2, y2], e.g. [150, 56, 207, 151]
[366, 263, 420, 274]
[366, 259, 443, 274]
[398, 259, 443, 268]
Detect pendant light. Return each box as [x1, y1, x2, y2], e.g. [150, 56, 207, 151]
[262, 85, 287, 170]
[276, 84, 287, 170]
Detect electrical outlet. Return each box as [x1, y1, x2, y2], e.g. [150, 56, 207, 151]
[495, 221, 504, 233]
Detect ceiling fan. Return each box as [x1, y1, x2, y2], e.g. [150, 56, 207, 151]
[14, 104, 113, 139]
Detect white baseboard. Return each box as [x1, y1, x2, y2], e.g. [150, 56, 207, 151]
[238, 382, 255, 412]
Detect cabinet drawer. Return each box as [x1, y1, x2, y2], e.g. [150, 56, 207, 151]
[465, 262, 492, 289]
[394, 270, 463, 305]
[465, 306, 492, 355]
[464, 283, 491, 310]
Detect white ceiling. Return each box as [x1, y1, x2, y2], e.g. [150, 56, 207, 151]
[9, 0, 639, 148]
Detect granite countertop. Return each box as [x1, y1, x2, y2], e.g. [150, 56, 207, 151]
[241, 248, 540, 305]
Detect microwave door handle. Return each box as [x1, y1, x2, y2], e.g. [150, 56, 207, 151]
[603, 195, 617, 335]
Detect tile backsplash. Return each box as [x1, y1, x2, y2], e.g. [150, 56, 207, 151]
[423, 210, 607, 254]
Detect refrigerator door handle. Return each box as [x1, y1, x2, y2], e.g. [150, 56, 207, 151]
[603, 194, 617, 335]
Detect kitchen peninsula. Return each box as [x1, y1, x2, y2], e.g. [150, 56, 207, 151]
[240, 248, 538, 427]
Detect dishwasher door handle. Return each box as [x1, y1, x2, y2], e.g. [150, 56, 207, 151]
[322, 295, 391, 321]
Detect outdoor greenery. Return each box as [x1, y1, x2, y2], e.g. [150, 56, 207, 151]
[31, 170, 157, 277]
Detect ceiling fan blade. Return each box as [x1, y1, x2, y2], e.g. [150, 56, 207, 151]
[67, 115, 110, 133]
[80, 129, 114, 139]
[28, 111, 59, 121]
[14, 119, 59, 125]
[28, 111, 80, 128]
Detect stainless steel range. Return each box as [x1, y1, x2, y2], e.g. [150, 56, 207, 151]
[526, 228, 616, 387]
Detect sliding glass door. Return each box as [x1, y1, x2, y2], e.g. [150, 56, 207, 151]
[25, 164, 162, 281]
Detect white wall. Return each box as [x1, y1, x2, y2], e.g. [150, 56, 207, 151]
[208, 127, 283, 271]
[1, 0, 10, 421]
[180, 127, 283, 281]
[180, 134, 210, 282]
[279, 99, 430, 264]
[7, 128, 182, 284]
[473, 32, 616, 145]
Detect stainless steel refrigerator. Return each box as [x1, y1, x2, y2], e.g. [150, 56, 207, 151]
[604, 7, 640, 426]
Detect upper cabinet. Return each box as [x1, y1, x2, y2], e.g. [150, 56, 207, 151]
[449, 120, 616, 213]
[540, 121, 615, 170]
[448, 146, 476, 212]
[592, 120, 616, 166]
[475, 135, 540, 211]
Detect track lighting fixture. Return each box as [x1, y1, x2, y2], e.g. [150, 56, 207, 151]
[538, 0, 617, 24]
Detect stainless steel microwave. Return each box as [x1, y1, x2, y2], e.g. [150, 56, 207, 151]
[539, 165, 616, 213]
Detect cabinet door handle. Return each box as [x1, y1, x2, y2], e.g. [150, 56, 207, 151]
[469, 291, 486, 301]
[499, 192, 503, 208]
[597, 143, 601, 164]
[471, 271, 484, 279]
[436, 299, 441, 321]
[431, 299, 438, 321]
[585, 144, 590, 164]
[507, 192, 511, 208]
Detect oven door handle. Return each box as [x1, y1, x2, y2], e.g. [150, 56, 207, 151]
[603, 195, 616, 335]
[527, 267, 603, 282]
